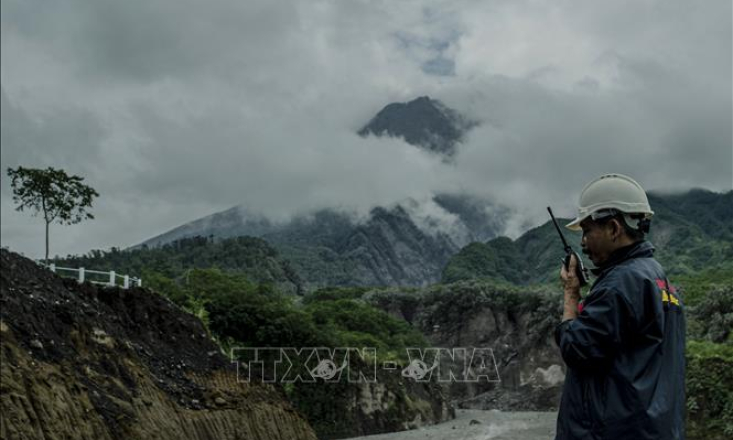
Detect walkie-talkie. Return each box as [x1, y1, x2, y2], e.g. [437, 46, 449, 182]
[547, 207, 590, 287]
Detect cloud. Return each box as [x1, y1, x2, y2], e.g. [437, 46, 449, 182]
[1, 0, 730, 258]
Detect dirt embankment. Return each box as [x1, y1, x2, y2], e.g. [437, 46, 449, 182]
[0, 249, 317, 440]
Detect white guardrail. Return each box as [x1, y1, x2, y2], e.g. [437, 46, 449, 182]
[42, 263, 142, 289]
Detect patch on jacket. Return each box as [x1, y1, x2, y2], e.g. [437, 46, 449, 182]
[655, 278, 681, 307]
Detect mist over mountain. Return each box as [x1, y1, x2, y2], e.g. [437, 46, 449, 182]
[132, 97, 505, 289]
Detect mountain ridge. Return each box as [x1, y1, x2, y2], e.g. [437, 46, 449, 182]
[443, 189, 733, 286]
[132, 194, 508, 290]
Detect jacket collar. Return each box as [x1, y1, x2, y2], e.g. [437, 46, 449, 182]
[590, 240, 655, 276]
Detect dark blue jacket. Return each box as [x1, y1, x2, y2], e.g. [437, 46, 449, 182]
[554, 241, 686, 440]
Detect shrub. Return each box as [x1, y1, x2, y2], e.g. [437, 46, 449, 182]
[686, 341, 733, 439]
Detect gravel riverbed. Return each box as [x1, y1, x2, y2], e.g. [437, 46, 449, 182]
[344, 410, 557, 440]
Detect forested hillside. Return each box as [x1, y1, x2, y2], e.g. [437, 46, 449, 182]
[443, 189, 733, 288]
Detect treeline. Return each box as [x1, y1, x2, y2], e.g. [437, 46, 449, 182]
[145, 268, 427, 363]
[57, 235, 305, 295]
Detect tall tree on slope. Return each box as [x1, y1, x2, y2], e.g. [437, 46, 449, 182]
[7, 166, 99, 263]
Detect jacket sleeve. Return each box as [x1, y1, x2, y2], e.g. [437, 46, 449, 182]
[554, 287, 635, 371]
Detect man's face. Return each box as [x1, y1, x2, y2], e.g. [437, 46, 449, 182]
[580, 218, 616, 267]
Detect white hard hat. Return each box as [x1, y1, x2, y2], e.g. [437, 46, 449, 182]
[566, 173, 654, 231]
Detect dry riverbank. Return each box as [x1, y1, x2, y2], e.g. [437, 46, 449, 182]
[344, 409, 557, 440]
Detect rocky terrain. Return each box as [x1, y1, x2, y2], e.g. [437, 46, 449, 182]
[0, 249, 317, 440]
[366, 283, 565, 411]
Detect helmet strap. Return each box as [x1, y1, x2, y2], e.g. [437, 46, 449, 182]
[622, 213, 651, 234]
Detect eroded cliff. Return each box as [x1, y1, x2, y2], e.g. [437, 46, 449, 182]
[0, 249, 317, 440]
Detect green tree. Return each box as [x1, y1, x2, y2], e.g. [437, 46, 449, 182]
[7, 166, 99, 263]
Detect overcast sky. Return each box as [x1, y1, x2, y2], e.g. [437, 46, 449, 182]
[1, 0, 731, 259]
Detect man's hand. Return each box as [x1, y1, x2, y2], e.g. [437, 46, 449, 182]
[561, 253, 581, 291]
[560, 253, 581, 321]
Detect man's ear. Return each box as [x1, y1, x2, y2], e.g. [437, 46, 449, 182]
[609, 219, 623, 240]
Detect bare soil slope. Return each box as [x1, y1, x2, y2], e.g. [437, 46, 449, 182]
[0, 249, 316, 440]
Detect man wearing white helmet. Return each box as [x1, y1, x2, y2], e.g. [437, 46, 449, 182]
[554, 174, 686, 440]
